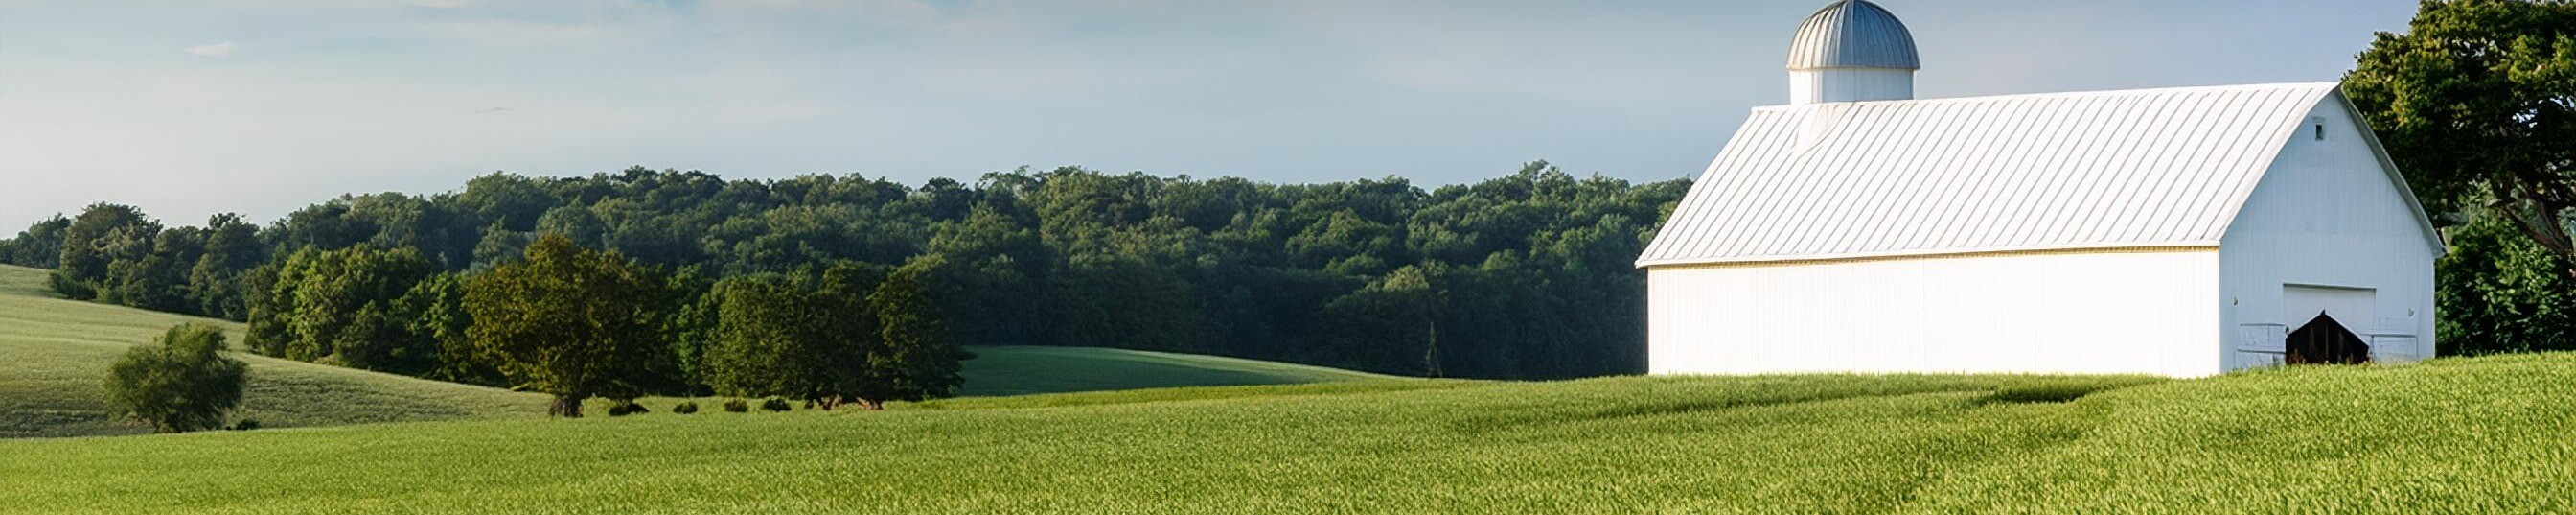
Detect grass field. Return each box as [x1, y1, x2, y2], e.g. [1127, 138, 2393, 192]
[0, 265, 551, 437]
[6, 352, 2574, 513]
[955, 345, 1393, 396]
[0, 265, 1392, 437]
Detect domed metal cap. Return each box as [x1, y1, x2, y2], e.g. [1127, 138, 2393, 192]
[1786, 0, 1920, 70]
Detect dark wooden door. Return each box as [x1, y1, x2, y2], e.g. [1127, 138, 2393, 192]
[2285, 313, 2371, 365]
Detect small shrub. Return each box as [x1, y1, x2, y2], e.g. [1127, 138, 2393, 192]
[228, 418, 261, 431]
[760, 397, 792, 412]
[606, 400, 650, 416]
[722, 399, 749, 412]
[104, 323, 248, 433]
[672, 401, 699, 414]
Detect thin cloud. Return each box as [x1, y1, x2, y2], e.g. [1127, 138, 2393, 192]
[182, 41, 237, 57]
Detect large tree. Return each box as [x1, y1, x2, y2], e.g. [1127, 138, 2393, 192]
[464, 233, 665, 417]
[51, 203, 160, 300]
[702, 261, 886, 409]
[2346, 0, 2576, 276]
[250, 246, 439, 372]
[861, 254, 971, 409]
[103, 323, 249, 433]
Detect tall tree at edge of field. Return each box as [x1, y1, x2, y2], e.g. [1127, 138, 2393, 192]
[861, 254, 970, 409]
[2345, 0, 2576, 277]
[463, 233, 664, 417]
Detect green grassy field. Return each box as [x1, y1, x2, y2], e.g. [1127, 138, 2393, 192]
[0, 265, 552, 437]
[6, 352, 2573, 513]
[955, 345, 1393, 396]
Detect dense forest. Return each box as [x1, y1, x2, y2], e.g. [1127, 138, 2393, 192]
[0, 163, 1690, 389]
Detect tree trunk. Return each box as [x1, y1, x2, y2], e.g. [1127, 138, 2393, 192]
[550, 394, 585, 418]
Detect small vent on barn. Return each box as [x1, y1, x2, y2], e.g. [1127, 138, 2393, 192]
[2285, 313, 2370, 365]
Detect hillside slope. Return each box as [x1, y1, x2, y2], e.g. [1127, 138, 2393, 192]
[6, 352, 2570, 513]
[0, 265, 552, 437]
[2, 266, 1389, 437]
[956, 345, 1394, 397]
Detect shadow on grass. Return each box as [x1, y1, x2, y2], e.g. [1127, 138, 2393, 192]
[1982, 382, 2126, 405]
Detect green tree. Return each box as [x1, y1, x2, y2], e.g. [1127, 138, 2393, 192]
[702, 262, 885, 409]
[862, 254, 971, 409]
[1318, 266, 1441, 376]
[1051, 255, 1201, 352]
[464, 233, 665, 416]
[52, 203, 160, 300]
[0, 214, 70, 268]
[401, 272, 497, 386]
[2438, 206, 2576, 353]
[2346, 0, 2576, 276]
[702, 275, 824, 400]
[255, 246, 439, 373]
[186, 213, 265, 319]
[103, 323, 249, 433]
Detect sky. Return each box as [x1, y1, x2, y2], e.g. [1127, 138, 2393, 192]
[0, 0, 2423, 231]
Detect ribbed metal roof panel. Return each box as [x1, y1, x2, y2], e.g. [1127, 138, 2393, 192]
[1787, 0, 1920, 70]
[1637, 82, 2341, 267]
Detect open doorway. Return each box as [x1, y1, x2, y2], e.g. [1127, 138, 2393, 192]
[2285, 313, 2371, 365]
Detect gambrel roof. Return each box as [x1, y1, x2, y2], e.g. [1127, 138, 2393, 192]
[1638, 82, 2441, 268]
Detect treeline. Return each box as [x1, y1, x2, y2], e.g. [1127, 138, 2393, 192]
[0, 163, 1690, 384]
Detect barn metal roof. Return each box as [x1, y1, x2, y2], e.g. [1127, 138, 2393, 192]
[1787, 0, 1920, 70]
[1640, 82, 2381, 268]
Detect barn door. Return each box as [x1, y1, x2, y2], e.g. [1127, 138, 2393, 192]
[2285, 313, 2371, 365]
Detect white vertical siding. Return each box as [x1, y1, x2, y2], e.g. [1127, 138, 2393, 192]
[2219, 96, 2441, 368]
[1648, 249, 2224, 377]
[1789, 69, 1915, 105]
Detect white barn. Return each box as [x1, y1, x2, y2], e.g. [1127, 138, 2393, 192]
[1639, 0, 2444, 378]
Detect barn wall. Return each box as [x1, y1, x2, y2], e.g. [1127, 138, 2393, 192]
[2218, 97, 2441, 369]
[1647, 249, 2222, 377]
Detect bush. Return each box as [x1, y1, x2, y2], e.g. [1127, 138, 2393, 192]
[229, 418, 261, 431]
[2437, 207, 2576, 355]
[722, 399, 749, 412]
[104, 323, 249, 433]
[760, 397, 792, 412]
[606, 400, 650, 416]
[671, 401, 699, 414]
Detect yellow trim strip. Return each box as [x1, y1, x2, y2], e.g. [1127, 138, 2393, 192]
[1643, 246, 2220, 271]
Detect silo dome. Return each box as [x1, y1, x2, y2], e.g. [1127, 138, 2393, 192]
[1786, 0, 1920, 71]
[1783, 0, 1919, 105]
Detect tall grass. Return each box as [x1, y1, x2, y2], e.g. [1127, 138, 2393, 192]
[6, 354, 2570, 513]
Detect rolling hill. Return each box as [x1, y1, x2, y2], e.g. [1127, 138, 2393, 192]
[0, 265, 553, 438]
[0, 265, 1392, 437]
[4, 353, 2572, 513]
[955, 345, 1393, 397]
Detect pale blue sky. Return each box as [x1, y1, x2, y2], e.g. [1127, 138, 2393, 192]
[0, 0, 2420, 230]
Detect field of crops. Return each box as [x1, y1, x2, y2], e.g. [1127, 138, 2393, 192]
[8, 351, 2573, 513]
